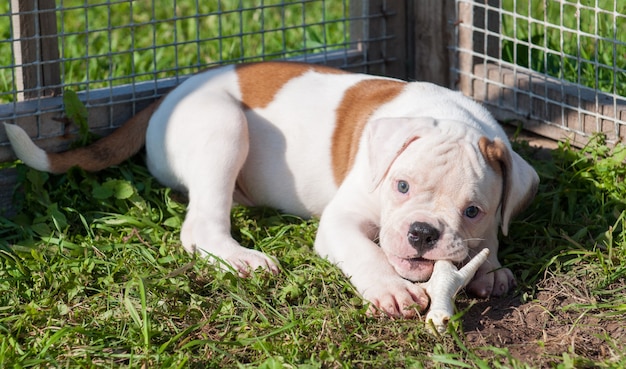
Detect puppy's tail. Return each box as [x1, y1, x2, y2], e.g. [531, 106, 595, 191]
[4, 98, 163, 174]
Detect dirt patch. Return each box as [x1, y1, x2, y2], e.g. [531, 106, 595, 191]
[458, 272, 626, 366]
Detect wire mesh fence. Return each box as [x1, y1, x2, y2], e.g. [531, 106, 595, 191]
[2, 0, 355, 103]
[1, 0, 411, 163]
[2, 0, 624, 155]
[455, 0, 626, 146]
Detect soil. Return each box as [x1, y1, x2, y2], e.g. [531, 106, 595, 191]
[458, 272, 626, 366]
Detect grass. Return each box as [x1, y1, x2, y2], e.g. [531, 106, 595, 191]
[0, 128, 625, 366]
[509, 135, 626, 291]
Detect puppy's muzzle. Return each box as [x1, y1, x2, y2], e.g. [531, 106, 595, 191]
[407, 221, 440, 254]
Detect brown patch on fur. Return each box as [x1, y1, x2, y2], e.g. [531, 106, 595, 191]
[236, 61, 348, 110]
[479, 136, 539, 233]
[478, 137, 510, 175]
[48, 98, 163, 173]
[332, 79, 406, 184]
[478, 136, 513, 219]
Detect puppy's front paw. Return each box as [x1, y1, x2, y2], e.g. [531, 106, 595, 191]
[467, 266, 516, 297]
[223, 248, 281, 277]
[362, 278, 429, 318]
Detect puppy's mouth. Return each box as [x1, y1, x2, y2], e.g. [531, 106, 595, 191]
[403, 256, 435, 268]
[388, 254, 436, 281]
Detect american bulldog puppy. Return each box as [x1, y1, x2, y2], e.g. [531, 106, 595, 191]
[5, 61, 538, 317]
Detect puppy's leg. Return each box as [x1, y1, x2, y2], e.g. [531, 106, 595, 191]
[315, 195, 429, 318]
[161, 94, 279, 277]
[466, 238, 515, 297]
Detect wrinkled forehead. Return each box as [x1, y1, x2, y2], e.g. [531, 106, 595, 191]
[393, 134, 487, 174]
[389, 137, 501, 206]
[390, 140, 501, 216]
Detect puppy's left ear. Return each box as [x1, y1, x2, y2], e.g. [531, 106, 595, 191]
[479, 137, 539, 235]
[365, 117, 437, 187]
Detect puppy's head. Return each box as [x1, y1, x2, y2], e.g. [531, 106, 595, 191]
[366, 117, 538, 282]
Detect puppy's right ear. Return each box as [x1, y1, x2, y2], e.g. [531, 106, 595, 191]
[366, 117, 437, 187]
[479, 137, 539, 235]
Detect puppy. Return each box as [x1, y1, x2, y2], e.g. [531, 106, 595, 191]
[5, 61, 538, 317]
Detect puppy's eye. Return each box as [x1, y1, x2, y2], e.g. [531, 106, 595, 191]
[397, 180, 410, 194]
[464, 206, 480, 218]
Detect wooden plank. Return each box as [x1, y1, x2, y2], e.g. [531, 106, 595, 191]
[456, 1, 474, 95]
[349, 0, 366, 52]
[11, 0, 61, 100]
[0, 168, 18, 216]
[471, 63, 626, 147]
[360, 0, 408, 79]
[413, 0, 455, 86]
[382, 0, 408, 79]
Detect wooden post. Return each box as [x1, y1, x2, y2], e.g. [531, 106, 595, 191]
[348, 0, 367, 72]
[11, 0, 61, 100]
[413, 0, 455, 86]
[352, 0, 409, 79]
[457, 1, 474, 96]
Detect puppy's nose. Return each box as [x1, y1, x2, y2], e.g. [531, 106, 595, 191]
[407, 221, 440, 252]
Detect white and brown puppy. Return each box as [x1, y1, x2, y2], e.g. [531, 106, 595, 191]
[5, 61, 538, 317]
